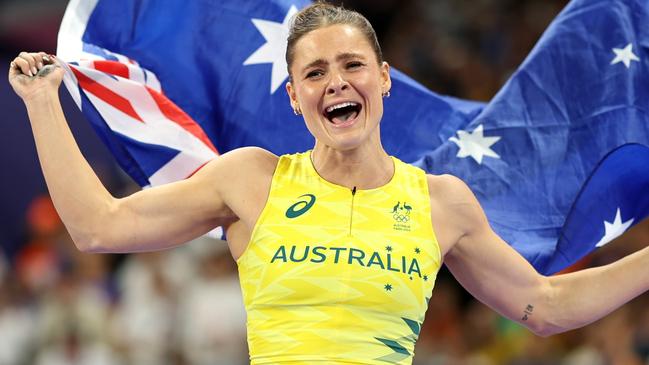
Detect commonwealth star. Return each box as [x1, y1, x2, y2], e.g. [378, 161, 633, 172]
[449, 124, 501, 164]
[243, 6, 298, 94]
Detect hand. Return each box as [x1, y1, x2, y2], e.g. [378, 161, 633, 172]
[8, 52, 65, 102]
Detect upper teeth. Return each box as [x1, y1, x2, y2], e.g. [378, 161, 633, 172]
[326, 102, 357, 113]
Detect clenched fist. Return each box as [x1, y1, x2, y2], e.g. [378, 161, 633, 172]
[8, 51, 65, 102]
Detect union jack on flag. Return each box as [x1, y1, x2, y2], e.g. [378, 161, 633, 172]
[58, 5, 219, 187]
[57, 0, 649, 274]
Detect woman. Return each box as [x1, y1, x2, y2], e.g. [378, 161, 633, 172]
[8, 3, 649, 364]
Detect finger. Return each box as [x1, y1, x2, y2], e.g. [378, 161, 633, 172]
[8, 61, 19, 78]
[47, 54, 60, 67]
[32, 52, 46, 71]
[34, 52, 54, 70]
[18, 52, 38, 76]
[13, 57, 33, 77]
[8, 59, 24, 78]
[40, 52, 53, 65]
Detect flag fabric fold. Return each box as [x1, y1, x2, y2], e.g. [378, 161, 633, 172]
[414, 0, 649, 273]
[57, 0, 648, 274]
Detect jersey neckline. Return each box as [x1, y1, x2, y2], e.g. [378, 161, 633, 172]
[305, 150, 400, 193]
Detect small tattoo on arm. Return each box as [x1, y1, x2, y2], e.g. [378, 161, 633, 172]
[521, 304, 534, 321]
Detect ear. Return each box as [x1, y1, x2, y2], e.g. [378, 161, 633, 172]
[380, 61, 391, 94]
[286, 81, 298, 108]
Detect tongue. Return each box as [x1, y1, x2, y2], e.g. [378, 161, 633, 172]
[331, 110, 358, 124]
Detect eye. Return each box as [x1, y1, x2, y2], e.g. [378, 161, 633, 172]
[346, 61, 364, 69]
[306, 69, 324, 79]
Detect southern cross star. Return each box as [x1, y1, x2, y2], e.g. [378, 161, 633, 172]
[595, 208, 635, 248]
[610, 43, 640, 69]
[243, 5, 298, 94]
[449, 124, 501, 164]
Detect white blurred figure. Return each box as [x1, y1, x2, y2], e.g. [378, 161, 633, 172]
[35, 336, 121, 365]
[111, 248, 193, 365]
[0, 253, 38, 365]
[34, 260, 120, 365]
[177, 238, 248, 365]
[562, 347, 605, 365]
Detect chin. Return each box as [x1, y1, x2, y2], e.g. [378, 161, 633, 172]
[325, 130, 371, 151]
[311, 113, 378, 150]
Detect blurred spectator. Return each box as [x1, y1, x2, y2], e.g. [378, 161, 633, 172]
[110, 248, 193, 365]
[177, 238, 248, 365]
[15, 195, 64, 295]
[33, 262, 119, 365]
[0, 271, 37, 365]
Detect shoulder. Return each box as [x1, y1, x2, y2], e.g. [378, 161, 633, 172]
[426, 174, 479, 210]
[199, 147, 278, 178]
[196, 147, 280, 223]
[216, 146, 278, 168]
[190, 147, 278, 204]
[425, 174, 490, 254]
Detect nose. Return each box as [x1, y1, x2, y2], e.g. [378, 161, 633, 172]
[326, 71, 349, 95]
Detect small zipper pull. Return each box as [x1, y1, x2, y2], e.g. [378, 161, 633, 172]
[349, 186, 357, 236]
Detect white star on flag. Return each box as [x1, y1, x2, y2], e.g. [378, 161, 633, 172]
[594, 208, 635, 248]
[610, 43, 640, 68]
[449, 124, 501, 164]
[243, 5, 298, 94]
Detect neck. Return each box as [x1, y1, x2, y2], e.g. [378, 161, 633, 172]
[311, 135, 394, 190]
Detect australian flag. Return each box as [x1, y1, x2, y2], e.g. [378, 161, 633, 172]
[57, 0, 648, 274]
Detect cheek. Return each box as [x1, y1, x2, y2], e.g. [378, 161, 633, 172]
[299, 87, 323, 111]
[357, 75, 382, 99]
[363, 81, 383, 108]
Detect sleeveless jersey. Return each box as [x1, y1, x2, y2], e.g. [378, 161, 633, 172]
[237, 151, 442, 365]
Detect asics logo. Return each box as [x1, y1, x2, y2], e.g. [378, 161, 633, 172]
[285, 194, 316, 218]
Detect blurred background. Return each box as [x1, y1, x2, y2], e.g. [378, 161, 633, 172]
[1, 0, 648, 364]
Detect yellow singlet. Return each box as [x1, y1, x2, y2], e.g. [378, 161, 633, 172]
[237, 151, 442, 365]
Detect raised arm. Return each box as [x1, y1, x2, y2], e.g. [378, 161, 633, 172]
[8, 52, 274, 253]
[430, 174, 649, 337]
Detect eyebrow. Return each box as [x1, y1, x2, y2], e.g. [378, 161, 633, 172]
[301, 52, 366, 73]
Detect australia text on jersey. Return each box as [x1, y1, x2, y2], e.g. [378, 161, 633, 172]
[270, 244, 426, 280]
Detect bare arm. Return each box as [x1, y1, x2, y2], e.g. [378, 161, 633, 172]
[8, 52, 273, 253]
[433, 174, 649, 337]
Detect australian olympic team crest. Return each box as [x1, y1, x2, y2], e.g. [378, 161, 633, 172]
[391, 201, 412, 232]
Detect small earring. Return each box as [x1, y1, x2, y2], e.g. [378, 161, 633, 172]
[382, 90, 391, 98]
[293, 106, 302, 115]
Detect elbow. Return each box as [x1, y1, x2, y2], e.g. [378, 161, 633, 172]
[527, 320, 561, 338]
[69, 200, 120, 253]
[71, 236, 99, 253]
[70, 230, 112, 253]
[525, 279, 565, 338]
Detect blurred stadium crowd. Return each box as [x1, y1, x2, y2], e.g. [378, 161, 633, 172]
[1, 0, 649, 364]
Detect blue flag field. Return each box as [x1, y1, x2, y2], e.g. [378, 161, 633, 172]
[56, 0, 649, 274]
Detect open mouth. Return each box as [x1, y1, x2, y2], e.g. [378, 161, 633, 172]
[323, 102, 362, 125]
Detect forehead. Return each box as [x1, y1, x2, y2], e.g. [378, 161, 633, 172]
[292, 24, 375, 65]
